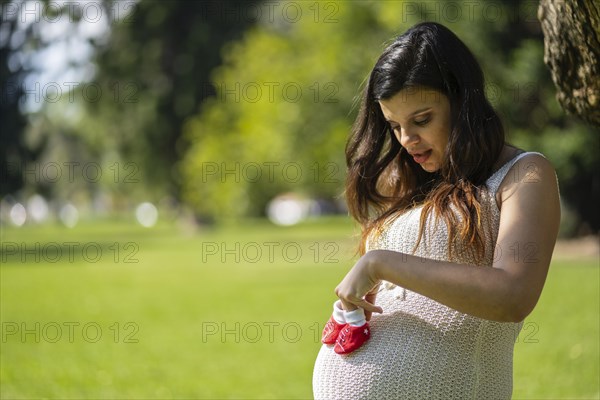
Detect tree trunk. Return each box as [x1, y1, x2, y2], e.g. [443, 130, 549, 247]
[538, 0, 600, 127]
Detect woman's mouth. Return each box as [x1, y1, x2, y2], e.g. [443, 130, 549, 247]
[411, 150, 432, 164]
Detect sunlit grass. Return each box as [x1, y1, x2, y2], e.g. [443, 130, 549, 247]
[1, 217, 598, 399]
[513, 259, 599, 399]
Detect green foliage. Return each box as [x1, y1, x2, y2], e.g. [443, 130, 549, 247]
[0, 0, 51, 195]
[182, 2, 391, 218]
[81, 0, 258, 199]
[4, 0, 258, 205]
[4, 1, 596, 232]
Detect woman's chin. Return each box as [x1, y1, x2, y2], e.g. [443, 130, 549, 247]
[420, 162, 441, 173]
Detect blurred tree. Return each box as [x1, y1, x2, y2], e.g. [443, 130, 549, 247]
[84, 0, 258, 199]
[0, 0, 43, 195]
[2, 0, 259, 213]
[538, 0, 600, 127]
[1, 0, 135, 205]
[182, 1, 390, 219]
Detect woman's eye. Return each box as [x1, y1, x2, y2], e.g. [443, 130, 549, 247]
[414, 117, 430, 126]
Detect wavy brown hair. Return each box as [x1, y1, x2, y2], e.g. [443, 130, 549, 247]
[346, 22, 505, 263]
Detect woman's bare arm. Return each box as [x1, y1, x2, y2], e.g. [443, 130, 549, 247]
[336, 155, 561, 322]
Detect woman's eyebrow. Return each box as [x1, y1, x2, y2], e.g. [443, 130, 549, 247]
[409, 107, 432, 116]
[385, 107, 432, 124]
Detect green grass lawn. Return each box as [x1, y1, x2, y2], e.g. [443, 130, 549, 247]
[1, 217, 598, 399]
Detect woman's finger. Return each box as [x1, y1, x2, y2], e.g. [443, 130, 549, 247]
[354, 298, 383, 314]
[364, 292, 378, 321]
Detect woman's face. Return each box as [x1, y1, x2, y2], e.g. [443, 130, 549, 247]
[378, 87, 451, 173]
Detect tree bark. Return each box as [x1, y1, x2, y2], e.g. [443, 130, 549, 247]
[538, 0, 600, 127]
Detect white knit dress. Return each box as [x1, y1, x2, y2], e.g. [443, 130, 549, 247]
[313, 152, 543, 399]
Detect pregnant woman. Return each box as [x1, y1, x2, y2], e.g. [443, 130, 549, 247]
[313, 22, 560, 399]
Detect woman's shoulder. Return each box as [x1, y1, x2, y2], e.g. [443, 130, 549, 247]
[488, 146, 551, 183]
[492, 146, 558, 209]
[490, 145, 530, 174]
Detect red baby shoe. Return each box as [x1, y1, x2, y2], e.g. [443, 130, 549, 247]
[334, 323, 370, 354]
[321, 316, 346, 345]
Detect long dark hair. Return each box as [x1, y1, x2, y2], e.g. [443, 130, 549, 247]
[346, 22, 505, 261]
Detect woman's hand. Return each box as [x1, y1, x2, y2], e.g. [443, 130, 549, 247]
[335, 252, 384, 315]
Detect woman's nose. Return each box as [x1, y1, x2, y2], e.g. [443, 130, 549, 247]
[399, 128, 419, 148]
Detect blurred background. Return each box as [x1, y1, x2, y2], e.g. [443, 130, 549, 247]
[1, 0, 598, 399]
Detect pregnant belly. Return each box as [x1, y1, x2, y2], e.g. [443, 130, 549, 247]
[312, 309, 481, 400]
[312, 289, 517, 399]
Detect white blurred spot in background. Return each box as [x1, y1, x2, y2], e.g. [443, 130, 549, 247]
[59, 203, 79, 228]
[9, 203, 27, 226]
[267, 193, 312, 226]
[135, 202, 158, 227]
[27, 194, 49, 223]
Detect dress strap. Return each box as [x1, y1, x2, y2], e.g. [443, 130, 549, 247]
[485, 151, 545, 194]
